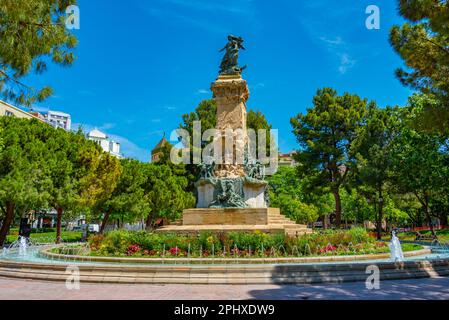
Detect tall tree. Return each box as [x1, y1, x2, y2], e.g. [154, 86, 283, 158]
[391, 106, 448, 232]
[96, 159, 147, 234]
[0, 117, 51, 245]
[0, 0, 77, 105]
[268, 166, 319, 224]
[46, 129, 104, 243]
[351, 105, 401, 239]
[290, 88, 368, 227]
[143, 163, 195, 230]
[390, 0, 449, 134]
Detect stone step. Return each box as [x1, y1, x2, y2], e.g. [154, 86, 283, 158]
[171, 220, 182, 226]
[268, 220, 296, 225]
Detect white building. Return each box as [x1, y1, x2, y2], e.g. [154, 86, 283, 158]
[87, 128, 122, 158]
[44, 110, 71, 131]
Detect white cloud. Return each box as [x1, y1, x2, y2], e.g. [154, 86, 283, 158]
[197, 89, 209, 94]
[144, 0, 258, 34]
[72, 123, 149, 162]
[320, 36, 343, 46]
[100, 122, 116, 130]
[163, 0, 253, 15]
[108, 134, 149, 162]
[338, 53, 356, 74]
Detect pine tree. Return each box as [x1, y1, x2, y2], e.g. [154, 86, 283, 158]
[0, 0, 77, 105]
[390, 0, 449, 134]
[290, 88, 368, 227]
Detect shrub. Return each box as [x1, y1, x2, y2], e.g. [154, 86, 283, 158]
[347, 227, 371, 244]
[86, 228, 422, 258]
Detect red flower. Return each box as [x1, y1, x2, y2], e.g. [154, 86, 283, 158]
[126, 244, 141, 256]
[168, 247, 181, 255]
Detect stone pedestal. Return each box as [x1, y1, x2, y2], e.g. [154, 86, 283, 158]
[243, 184, 266, 208]
[196, 177, 267, 209]
[211, 75, 249, 179]
[157, 207, 312, 236]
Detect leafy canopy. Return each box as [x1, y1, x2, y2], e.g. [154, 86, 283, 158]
[0, 0, 77, 105]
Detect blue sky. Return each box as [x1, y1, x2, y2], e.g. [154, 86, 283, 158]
[27, 0, 412, 162]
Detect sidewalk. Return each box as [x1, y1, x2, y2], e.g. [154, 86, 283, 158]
[1, 276, 449, 300]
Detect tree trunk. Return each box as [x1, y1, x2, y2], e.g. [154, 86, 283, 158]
[99, 208, 113, 234]
[439, 213, 448, 228]
[376, 189, 384, 240]
[376, 202, 383, 241]
[146, 213, 155, 231]
[424, 195, 434, 233]
[56, 207, 63, 244]
[0, 202, 15, 246]
[332, 189, 342, 228]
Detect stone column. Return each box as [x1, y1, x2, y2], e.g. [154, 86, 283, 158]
[210, 74, 249, 178]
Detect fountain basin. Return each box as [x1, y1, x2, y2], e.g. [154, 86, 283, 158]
[1, 251, 449, 284]
[2, 243, 448, 284]
[37, 246, 431, 265]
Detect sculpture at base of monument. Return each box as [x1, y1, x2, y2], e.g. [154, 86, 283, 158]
[219, 35, 246, 76]
[210, 179, 248, 208]
[198, 161, 216, 179]
[244, 154, 265, 181]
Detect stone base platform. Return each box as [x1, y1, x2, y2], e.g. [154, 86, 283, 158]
[1, 248, 445, 285]
[157, 208, 312, 236]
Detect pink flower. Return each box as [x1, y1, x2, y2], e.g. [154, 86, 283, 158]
[168, 247, 181, 255]
[126, 244, 141, 256]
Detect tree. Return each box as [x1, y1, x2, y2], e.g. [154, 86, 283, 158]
[143, 163, 195, 230]
[96, 159, 146, 234]
[268, 166, 319, 224]
[390, 0, 449, 134]
[0, 0, 77, 105]
[0, 117, 51, 245]
[340, 189, 373, 226]
[351, 105, 402, 239]
[45, 128, 107, 243]
[290, 88, 368, 227]
[391, 106, 448, 232]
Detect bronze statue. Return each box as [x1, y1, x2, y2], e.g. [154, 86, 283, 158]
[198, 161, 216, 179]
[244, 154, 265, 180]
[210, 179, 248, 208]
[219, 35, 246, 75]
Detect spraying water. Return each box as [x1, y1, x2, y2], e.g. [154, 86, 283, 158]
[19, 236, 27, 256]
[389, 230, 404, 262]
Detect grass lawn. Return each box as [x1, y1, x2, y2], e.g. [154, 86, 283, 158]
[5, 229, 82, 245]
[382, 229, 449, 243]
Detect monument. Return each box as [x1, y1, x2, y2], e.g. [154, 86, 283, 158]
[158, 35, 311, 236]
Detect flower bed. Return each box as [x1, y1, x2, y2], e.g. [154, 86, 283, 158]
[71, 228, 424, 259]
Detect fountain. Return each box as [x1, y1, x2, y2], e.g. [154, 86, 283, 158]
[389, 230, 404, 262]
[6, 236, 31, 257]
[0, 35, 448, 285]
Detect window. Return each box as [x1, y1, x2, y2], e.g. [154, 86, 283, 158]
[5, 110, 14, 117]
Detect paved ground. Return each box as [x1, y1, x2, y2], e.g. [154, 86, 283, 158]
[1, 276, 449, 300]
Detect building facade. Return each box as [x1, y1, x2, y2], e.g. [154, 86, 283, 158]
[87, 128, 122, 158]
[278, 151, 297, 167]
[44, 110, 71, 131]
[0, 100, 42, 120]
[151, 137, 170, 162]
